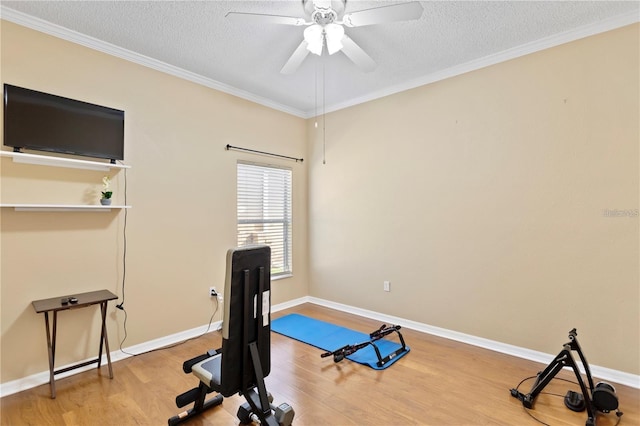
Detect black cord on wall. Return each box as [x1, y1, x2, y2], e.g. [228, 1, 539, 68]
[116, 166, 127, 311]
[113, 166, 220, 356]
[114, 165, 129, 352]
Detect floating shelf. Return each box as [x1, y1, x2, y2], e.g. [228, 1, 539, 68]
[0, 204, 132, 212]
[1, 151, 130, 171]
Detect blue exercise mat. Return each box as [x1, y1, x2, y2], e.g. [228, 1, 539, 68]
[271, 313, 409, 370]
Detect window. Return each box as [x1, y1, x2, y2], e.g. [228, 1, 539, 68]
[237, 162, 292, 277]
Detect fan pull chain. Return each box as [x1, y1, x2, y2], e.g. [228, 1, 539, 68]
[322, 60, 326, 165]
[314, 57, 318, 129]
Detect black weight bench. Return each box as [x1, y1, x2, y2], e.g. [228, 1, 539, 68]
[169, 246, 294, 425]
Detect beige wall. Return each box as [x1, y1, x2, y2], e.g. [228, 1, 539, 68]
[308, 24, 639, 375]
[0, 21, 308, 384]
[1, 18, 638, 389]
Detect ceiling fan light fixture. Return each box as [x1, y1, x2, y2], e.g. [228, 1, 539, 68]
[325, 23, 344, 55]
[304, 24, 324, 55]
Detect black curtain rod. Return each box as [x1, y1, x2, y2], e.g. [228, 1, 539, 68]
[225, 144, 303, 163]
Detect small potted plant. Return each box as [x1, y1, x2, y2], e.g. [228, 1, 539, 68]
[100, 176, 113, 206]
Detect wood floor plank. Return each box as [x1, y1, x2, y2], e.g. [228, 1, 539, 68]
[2, 303, 638, 425]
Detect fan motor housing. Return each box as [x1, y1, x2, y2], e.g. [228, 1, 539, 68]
[303, 0, 346, 18]
[311, 9, 337, 25]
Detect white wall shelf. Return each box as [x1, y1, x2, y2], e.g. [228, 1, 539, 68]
[0, 204, 131, 212]
[1, 151, 130, 171]
[0, 204, 132, 212]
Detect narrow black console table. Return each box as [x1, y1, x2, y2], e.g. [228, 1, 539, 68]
[32, 289, 118, 398]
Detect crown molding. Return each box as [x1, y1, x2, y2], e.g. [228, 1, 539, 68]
[316, 10, 640, 117]
[0, 6, 307, 118]
[1, 6, 638, 120]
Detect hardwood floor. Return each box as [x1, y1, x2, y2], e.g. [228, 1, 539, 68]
[2, 303, 638, 425]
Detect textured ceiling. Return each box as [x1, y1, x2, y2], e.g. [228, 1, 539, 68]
[2, 1, 639, 117]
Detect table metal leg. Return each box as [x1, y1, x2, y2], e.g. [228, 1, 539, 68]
[98, 301, 114, 378]
[43, 311, 56, 399]
[98, 303, 104, 368]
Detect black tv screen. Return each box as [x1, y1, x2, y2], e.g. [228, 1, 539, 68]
[3, 84, 124, 161]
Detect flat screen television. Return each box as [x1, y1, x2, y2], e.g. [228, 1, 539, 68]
[3, 84, 124, 162]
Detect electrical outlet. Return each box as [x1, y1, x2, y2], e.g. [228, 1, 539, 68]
[209, 287, 217, 297]
[383, 281, 390, 292]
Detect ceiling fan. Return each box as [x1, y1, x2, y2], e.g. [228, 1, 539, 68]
[226, 0, 424, 74]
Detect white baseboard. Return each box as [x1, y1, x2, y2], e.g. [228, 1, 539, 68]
[3, 296, 637, 397]
[304, 296, 640, 389]
[272, 296, 310, 313]
[0, 320, 222, 398]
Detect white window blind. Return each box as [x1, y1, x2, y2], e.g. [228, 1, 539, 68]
[237, 162, 292, 277]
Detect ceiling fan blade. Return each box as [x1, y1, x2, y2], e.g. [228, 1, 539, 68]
[225, 12, 308, 26]
[340, 34, 376, 73]
[280, 40, 311, 74]
[342, 1, 424, 27]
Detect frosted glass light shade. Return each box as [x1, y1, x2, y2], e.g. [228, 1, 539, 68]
[304, 25, 323, 55]
[325, 24, 344, 55]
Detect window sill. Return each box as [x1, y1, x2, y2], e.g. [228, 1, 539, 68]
[272, 274, 292, 281]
